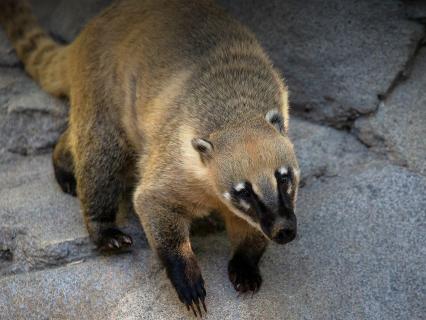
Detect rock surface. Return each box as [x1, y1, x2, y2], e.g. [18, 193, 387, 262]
[218, 0, 424, 126]
[290, 118, 376, 185]
[1, 163, 425, 320]
[0, 68, 67, 161]
[0, 0, 425, 319]
[0, 154, 146, 276]
[31, 0, 113, 42]
[404, 0, 426, 22]
[353, 47, 426, 176]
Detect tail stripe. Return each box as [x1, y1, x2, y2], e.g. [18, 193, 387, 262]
[0, 0, 69, 97]
[31, 43, 57, 66]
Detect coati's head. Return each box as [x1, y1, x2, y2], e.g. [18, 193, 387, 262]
[191, 110, 300, 244]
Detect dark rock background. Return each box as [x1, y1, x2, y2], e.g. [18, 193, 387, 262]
[0, 1, 425, 319]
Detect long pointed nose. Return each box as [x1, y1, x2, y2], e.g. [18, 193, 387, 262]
[271, 217, 297, 244]
[273, 227, 296, 244]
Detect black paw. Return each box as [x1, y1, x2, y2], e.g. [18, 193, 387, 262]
[174, 274, 207, 317]
[228, 256, 262, 294]
[53, 166, 77, 197]
[96, 228, 133, 252]
[164, 256, 207, 317]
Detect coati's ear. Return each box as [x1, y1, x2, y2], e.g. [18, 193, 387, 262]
[265, 109, 286, 134]
[191, 138, 214, 162]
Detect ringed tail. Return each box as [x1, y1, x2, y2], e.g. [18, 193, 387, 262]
[0, 0, 69, 97]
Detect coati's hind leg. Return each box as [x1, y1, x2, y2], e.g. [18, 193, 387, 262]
[224, 213, 268, 293]
[73, 123, 133, 251]
[134, 189, 207, 316]
[53, 129, 77, 196]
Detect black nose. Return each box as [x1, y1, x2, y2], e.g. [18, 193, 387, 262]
[273, 228, 296, 244]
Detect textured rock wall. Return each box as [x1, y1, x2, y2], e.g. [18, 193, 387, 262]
[0, 0, 425, 319]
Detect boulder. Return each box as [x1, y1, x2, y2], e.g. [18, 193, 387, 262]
[0, 68, 67, 160]
[353, 47, 426, 176]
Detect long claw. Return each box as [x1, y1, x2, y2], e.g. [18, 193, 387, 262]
[195, 300, 202, 317]
[111, 239, 120, 248]
[190, 304, 197, 317]
[202, 298, 207, 312]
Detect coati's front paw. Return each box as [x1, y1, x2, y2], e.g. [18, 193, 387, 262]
[95, 227, 133, 252]
[173, 273, 207, 317]
[166, 260, 207, 317]
[228, 256, 262, 293]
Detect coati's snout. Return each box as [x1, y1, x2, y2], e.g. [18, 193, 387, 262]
[221, 167, 299, 245]
[191, 110, 300, 244]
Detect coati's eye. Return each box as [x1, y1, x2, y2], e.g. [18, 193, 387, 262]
[232, 181, 252, 198]
[222, 181, 255, 211]
[275, 166, 290, 184]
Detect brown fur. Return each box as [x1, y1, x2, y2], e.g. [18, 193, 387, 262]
[0, 0, 299, 314]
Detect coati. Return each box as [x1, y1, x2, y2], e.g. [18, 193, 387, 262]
[0, 0, 300, 316]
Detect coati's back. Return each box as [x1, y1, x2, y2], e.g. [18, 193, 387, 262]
[69, 0, 287, 141]
[0, 0, 287, 143]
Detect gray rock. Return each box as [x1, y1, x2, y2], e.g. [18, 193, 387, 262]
[291, 162, 426, 320]
[0, 156, 83, 242]
[0, 155, 87, 274]
[0, 31, 19, 67]
[0, 68, 68, 158]
[218, 0, 424, 126]
[1, 162, 424, 319]
[290, 117, 377, 185]
[29, 0, 113, 42]
[0, 248, 152, 320]
[0, 155, 145, 275]
[404, 0, 426, 21]
[353, 47, 426, 176]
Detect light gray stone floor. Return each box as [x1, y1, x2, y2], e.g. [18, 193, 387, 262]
[0, 1, 425, 319]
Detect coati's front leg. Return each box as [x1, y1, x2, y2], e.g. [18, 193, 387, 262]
[73, 125, 133, 251]
[134, 190, 207, 316]
[224, 213, 268, 293]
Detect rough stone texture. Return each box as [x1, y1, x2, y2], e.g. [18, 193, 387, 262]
[0, 68, 68, 160]
[218, 0, 424, 126]
[30, 0, 113, 42]
[0, 155, 89, 275]
[0, 163, 424, 320]
[0, 155, 146, 275]
[290, 118, 377, 185]
[0, 32, 19, 67]
[353, 47, 426, 176]
[0, 249, 152, 320]
[404, 0, 426, 22]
